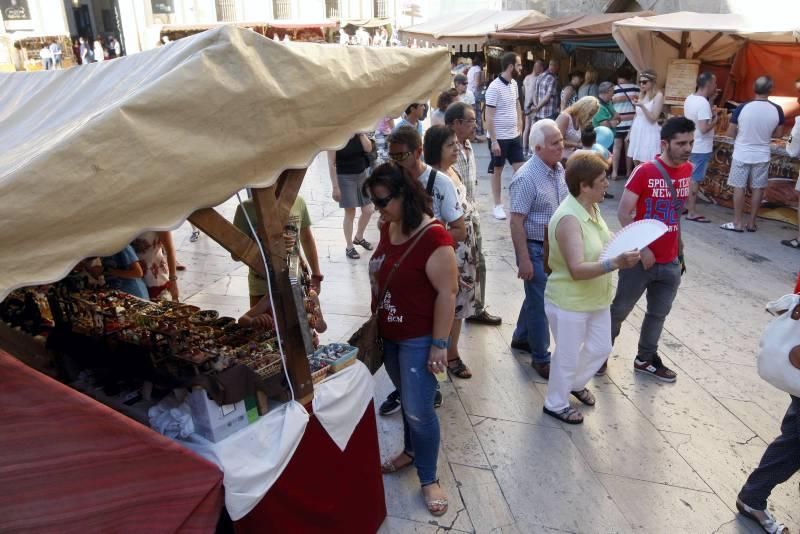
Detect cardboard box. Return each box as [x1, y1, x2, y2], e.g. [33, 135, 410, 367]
[188, 388, 248, 443]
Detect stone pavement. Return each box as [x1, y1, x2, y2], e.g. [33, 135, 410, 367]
[172, 145, 799, 533]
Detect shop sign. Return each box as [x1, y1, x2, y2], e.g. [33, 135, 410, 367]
[1, 0, 33, 31]
[151, 0, 174, 15]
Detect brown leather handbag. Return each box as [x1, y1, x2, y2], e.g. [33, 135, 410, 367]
[349, 223, 434, 374]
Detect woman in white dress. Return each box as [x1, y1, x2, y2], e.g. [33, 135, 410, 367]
[627, 69, 664, 165]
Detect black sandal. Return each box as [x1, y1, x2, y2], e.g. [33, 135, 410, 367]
[543, 405, 584, 424]
[571, 388, 596, 406]
[353, 237, 373, 251]
[346, 247, 360, 259]
[447, 357, 472, 379]
[781, 238, 800, 249]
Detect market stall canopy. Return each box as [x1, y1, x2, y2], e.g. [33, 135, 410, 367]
[343, 18, 391, 29]
[400, 9, 549, 52]
[490, 12, 654, 44]
[612, 11, 800, 80]
[0, 25, 451, 301]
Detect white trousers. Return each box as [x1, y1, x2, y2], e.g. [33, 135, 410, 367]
[544, 299, 612, 412]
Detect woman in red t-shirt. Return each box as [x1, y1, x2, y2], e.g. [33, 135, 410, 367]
[363, 162, 458, 517]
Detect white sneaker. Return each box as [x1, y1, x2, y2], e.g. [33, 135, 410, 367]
[493, 205, 507, 220]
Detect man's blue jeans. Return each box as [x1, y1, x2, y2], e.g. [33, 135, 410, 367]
[383, 335, 439, 485]
[512, 241, 551, 364]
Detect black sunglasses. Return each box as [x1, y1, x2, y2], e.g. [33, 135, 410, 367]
[371, 193, 395, 209]
[639, 79, 651, 85]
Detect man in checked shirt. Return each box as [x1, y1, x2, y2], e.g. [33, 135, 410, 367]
[508, 119, 567, 379]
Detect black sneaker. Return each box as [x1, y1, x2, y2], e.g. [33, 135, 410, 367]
[510, 339, 531, 352]
[634, 354, 677, 383]
[379, 390, 401, 416]
[434, 389, 443, 409]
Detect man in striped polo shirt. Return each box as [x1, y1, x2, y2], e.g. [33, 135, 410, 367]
[485, 51, 525, 220]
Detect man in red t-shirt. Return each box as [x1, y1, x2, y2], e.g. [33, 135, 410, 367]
[608, 117, 695, 382]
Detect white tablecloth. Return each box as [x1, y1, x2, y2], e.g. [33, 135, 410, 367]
[177, 361, 375, 520]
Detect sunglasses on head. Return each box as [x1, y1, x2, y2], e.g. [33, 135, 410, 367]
[371, 193, 395, 209]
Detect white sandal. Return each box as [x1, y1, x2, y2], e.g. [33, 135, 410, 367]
[736, 498, 788, 533]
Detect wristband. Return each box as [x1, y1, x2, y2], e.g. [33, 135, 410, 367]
[431, 338, 449, 349]
[169, 275, 178, 281]
[602, 259, 614, 273]
[311, 274, 324, 282]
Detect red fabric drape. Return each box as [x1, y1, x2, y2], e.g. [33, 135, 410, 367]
[235, 402, 387, 534]
[0, 351, 224, 533]
[731, 42, 800, 124]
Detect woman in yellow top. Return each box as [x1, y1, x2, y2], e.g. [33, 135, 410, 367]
[543, 152, 640, 424]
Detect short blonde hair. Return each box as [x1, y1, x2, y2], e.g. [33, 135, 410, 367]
[565, 96, 600, 130]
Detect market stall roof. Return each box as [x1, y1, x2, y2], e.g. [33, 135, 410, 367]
[400, 9, 549, 51]
[612, 11, 800, 80]
[160, 19, 338, 34]
[0, 25, 450, 301]
[490, 12, 655, 44]
[343, 18, 391, 29]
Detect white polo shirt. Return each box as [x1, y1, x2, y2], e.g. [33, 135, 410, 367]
[485, 75, 520, 141]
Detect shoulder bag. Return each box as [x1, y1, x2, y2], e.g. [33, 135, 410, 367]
[348, 222, 435, 374]
[757, 293, 800, 396]
[652, 158, 686, 275]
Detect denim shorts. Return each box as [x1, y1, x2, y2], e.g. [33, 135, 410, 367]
[689, 152, 712, 183]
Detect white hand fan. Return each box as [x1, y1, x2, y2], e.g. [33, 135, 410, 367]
[599, 219, 668, 261]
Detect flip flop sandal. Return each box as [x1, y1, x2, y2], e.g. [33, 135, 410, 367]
[571, 388, 596, 406]
[736, 499, 788, 533]
[781, 238, 800, 249]
[447, 357, 472, 379]
[746, 225, 758, 233]
[353, 237, 373, 250]
[543, 405, 583, 424]
[686, 215, 711, 223]
[345, 247, 361, 259]
[422, 480, 448, 517]
[720, 222, 744, 233]
[381, 452, 414, 474]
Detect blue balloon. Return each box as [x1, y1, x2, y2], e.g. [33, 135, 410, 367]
[595, 126, 614, 149]
[591, 143, 610, 160]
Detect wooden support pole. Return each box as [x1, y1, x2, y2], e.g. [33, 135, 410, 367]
[693, 32, 723, 59]
[188, 208, 267, 277]
[679, 31, 689, 59]
[655, 31, 681, 51]
[251, 170, 313, 405]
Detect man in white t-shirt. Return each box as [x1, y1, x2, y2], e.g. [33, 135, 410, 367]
[722, 76, 784, 232]
[485, 51, 524, 220]
[683, 72, 719, 223]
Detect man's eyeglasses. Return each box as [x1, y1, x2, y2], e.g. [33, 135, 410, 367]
[389, 151, 412, 162]
[371, 194, 395, 209]
[458, 118, 477, 124]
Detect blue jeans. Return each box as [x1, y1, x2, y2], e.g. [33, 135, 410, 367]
[512, 241, 551, 364]
[383, 335, 439, 485]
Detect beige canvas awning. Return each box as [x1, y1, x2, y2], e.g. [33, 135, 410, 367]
[0, 26, 451, 301]
[612, 11, 800, 80]
[400, 9, 549, 51]
[490, 12, 654, 44]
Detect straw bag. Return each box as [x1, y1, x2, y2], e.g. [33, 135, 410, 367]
[757, 293, 800, 397]
[349, 223, 434, 374]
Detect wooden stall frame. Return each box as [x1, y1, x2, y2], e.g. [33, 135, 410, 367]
[188, 169, 314, 405]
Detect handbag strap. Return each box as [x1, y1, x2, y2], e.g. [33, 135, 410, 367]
[377, 221, 436, 310]
[425, 169, 438, 197]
